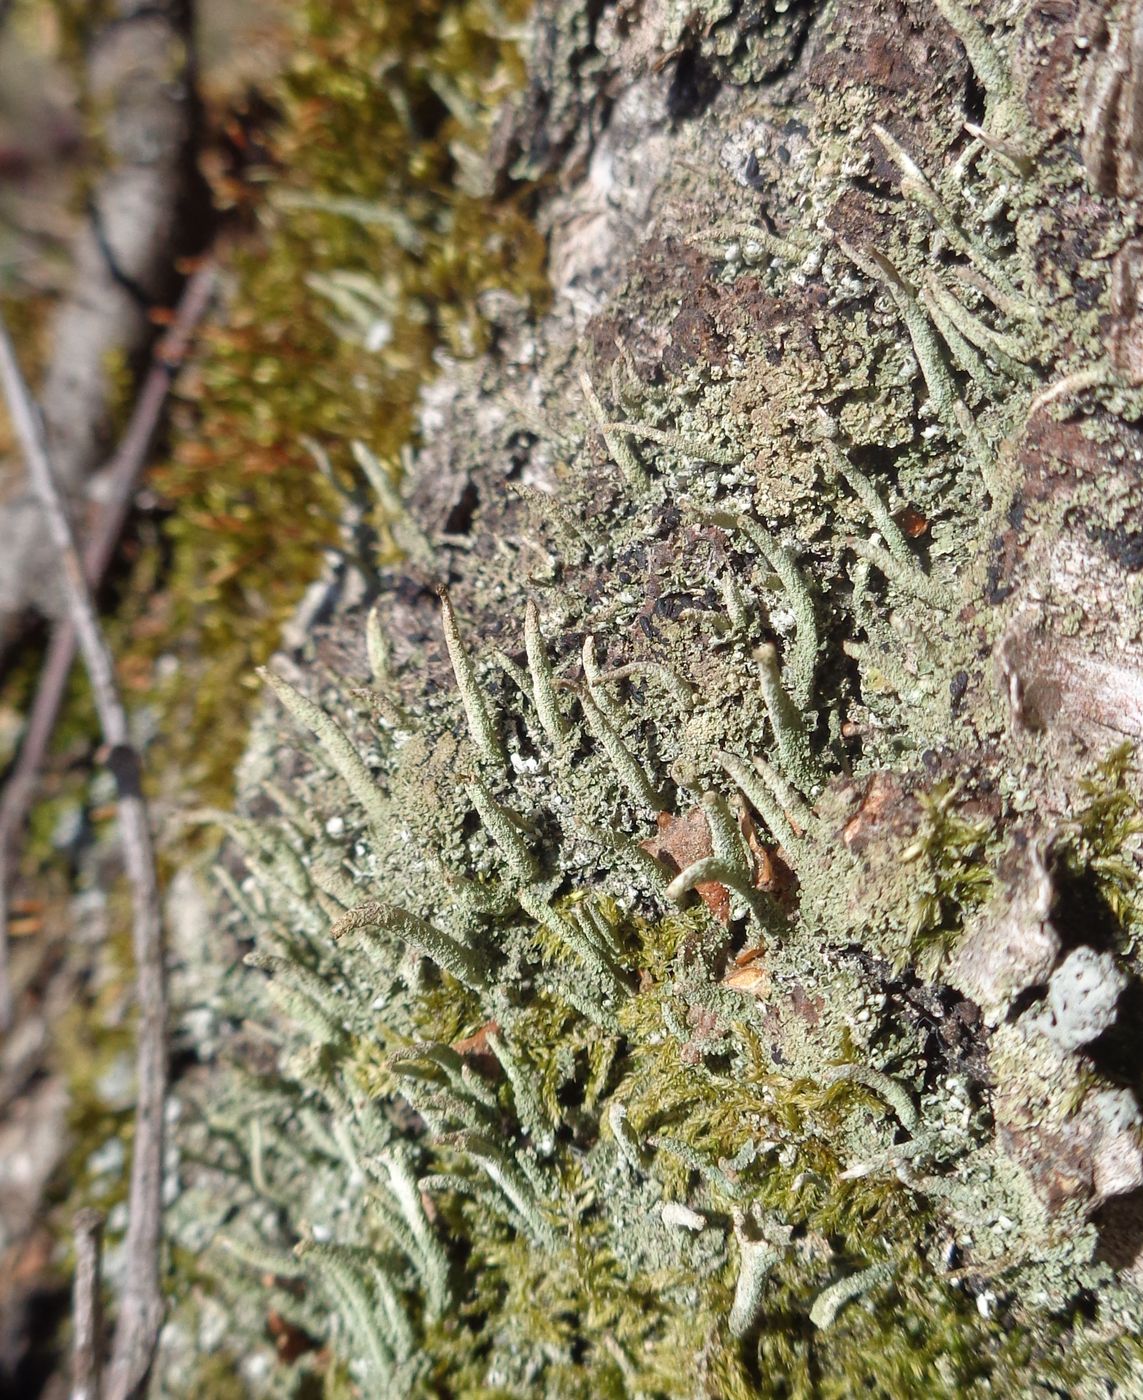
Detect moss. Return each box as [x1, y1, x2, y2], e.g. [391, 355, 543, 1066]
[901, 781, 997, 971]
[53, 898, 138, 1220]
[176, 1353, 253, 1400]
[116, 0, 547, 806]
[1060, 743, 1143, 950]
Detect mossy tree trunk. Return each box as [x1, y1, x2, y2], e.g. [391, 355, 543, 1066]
[167, 1, 1143, 1395]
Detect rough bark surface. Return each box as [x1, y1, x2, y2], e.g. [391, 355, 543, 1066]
[164, 1, 1143, 1394]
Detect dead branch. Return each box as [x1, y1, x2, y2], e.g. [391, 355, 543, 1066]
[0, 318, 167, 1400]
[71, 1208, 105, 1400]
[0, 258, 216, 1033]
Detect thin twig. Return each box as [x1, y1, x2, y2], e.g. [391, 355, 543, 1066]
[0, 317, 167, 1400]
[0, 259, 214, 1034]
[0, 0, 199, 658]
[72, 1208, 105, 1400]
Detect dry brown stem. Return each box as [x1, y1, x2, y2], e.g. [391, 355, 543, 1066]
[71, 1208, 105, 1400]
[0, 318, 167, 1400]
[0, 257, 215, 1033]
[0, 0, 201, 645]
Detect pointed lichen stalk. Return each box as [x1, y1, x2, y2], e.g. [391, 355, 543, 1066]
[717, 753, 797, 850]
[581, 633, 623, 725]
[510, 481, 593, 562]
[466, 774, 541, 884]
[608, 1101, 648, 1172]
[919, 283, 1006, 395]
[448, 1130, 559, 1248]
[702, 790, 752, 878]
[365, 1257, 417, 1362]
[702, 789, 761, 923]
[729, 1231, 783, 1338]
[739, 520, 820, 709]
[835, 238, 995, 491]
[579, 368, 650, 493]
[487, 1029, 555, 1155]
[245, 951, 349, 1038]
[598, 415, 741, 466]
[331, 900, 490, 992]
[439, 588, 506, 766]
[258, 668, 390, 833]
[579, 685, 667, 814]
[593, 658, 696, 713]
[524, 599, 568, 744]
[665, 853, 771, 930]
[295, 1241, 400, 1382]
[390, 1043, 499, 1121]
[719, 569, 751, 633]
[870, 123, 1026, 308]
[753, 644, 826, 797]
[821, 1063, 920, 1136]
[378, 1147, 453, 1320]
[218, 1234, 308, 1281]
[822, 441, 919, 574]
[688, 217, 808, 266]
[923, 276, 1035, 380]
[809, 1259, 895, 1331]
[352, 439, 435, 563]
[689, 504, 819, 707]
[932, 0, 1011, 114]
[847, 536, 956, 611]
[576, 895, 622, 958]
[365, 601, 391, 685]
[200, 806, 311, 899]
[516, 885, 628, 1004]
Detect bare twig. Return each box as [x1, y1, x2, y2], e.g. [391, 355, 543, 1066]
[0, 259, 215, 1033]
[72, 1208, 105, 1400]
[0, 0, 201, 646]
[0, 318, 167, 1400]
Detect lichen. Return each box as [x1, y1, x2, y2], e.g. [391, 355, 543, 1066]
[165, 0, 1143, 1394]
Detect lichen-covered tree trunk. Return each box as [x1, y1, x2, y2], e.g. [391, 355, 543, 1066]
[165, 1, 1143, 1394]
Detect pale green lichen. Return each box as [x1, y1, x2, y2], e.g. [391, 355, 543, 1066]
[166, 0, 1143, 1394]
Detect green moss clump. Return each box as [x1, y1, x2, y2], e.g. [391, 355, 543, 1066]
[1061, 743, 1143, 944]
[128, 0, 547, 804]
[902, 782, 996, 971]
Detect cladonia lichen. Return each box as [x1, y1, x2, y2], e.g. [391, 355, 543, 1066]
[163, 0, 1143, 1395]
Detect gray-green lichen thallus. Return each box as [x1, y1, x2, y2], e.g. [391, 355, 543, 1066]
[162, 0, 1143, 1394]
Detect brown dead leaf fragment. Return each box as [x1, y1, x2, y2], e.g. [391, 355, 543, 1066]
[641, 806, 730, 923]
[895, 505, 929, 538]
[842, 771, 919, 852]
[721, 944, 772, 1000]
[452, 1019, 502, 1080]
[738, 803, 797, 900]
[267, 1309, 319, 1364]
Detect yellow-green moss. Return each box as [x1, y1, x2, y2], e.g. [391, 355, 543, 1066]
[128, 0, 546, 803]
